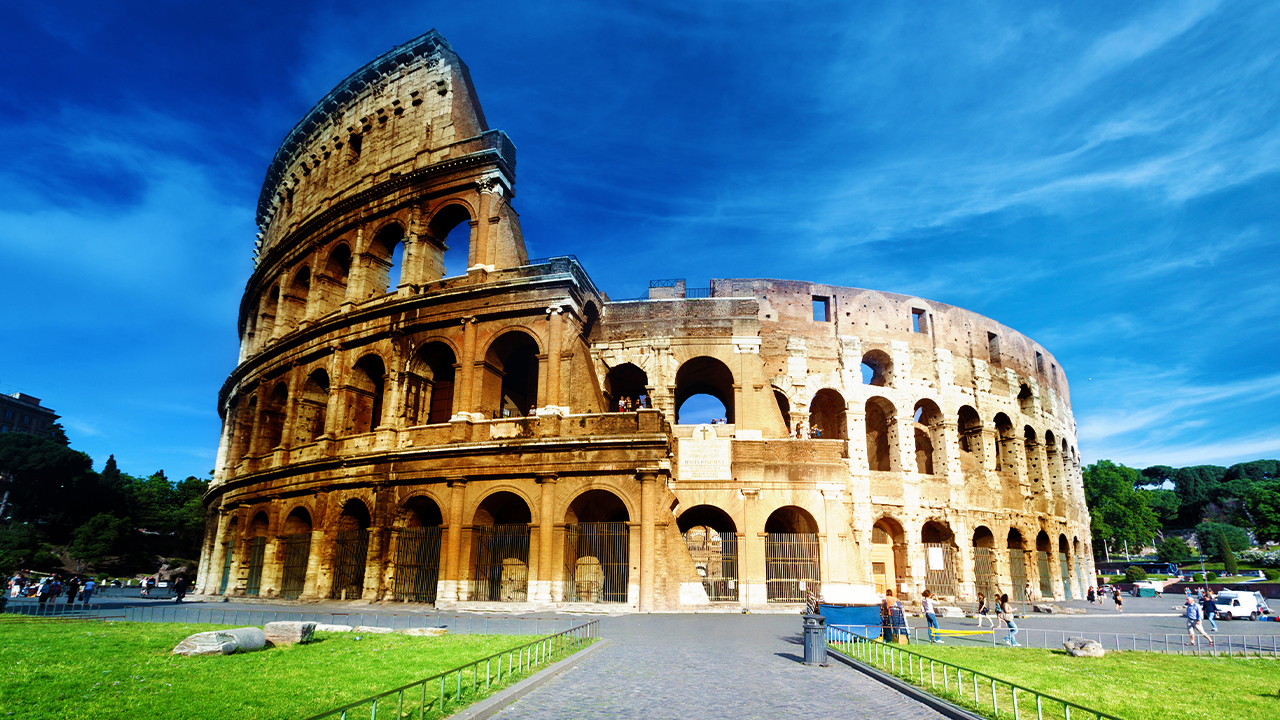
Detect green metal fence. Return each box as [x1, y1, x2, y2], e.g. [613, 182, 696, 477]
[828, 625, 1121, 720]
[303, 619, 599, 720]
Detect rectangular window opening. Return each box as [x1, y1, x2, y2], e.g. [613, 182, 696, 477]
[812, 296, 830, 322]
[1035, 351, 1045, 375]
[987, 332, 1001, 364]
[911, 308, 928, 334]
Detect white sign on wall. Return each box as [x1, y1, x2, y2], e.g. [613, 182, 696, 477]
[928, 546, 946, 570]
[677, 424, 732, 480]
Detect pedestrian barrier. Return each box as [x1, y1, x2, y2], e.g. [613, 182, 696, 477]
[304, 620, 599, 720]
[828, 625, 1121, 720]
[905, 624, 1280, 656]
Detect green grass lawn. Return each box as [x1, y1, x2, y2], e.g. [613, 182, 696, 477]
[836, 641, 1279, 720]
[1, 618, 584, 719]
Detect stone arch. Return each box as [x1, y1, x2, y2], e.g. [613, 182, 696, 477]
[389, 494, 444, 604]
[259, 382, 288, 452]
[282, 263, 311, 333]
[871, 516, 907, 596]
[1024, 425, 1044, 509]
[957, 404, 983, 473]
[244, 510, 270, 597]
[424, 201, 474, 280]
[921, 519, 959, 598]
[406, 340, 457, 425]
[279, 506, 313, 599]
[580, 300, 601, 343]
[481, 329, 541, 418]
[364, 220, 407, 296]
[773, 387, 791, 434]
[1018, 383, 1034, 415]
[1035, 529, 1054, 598]
[399, 495, 444, 528]
[469, 490, 533, 602]
[564, 489, 631, 603]
[912, 398, 943, 474]
[808, 388, 847, 439]
[972, 525, 998, 600]
[993, 413, 1015, 473]
[674, 356, 735, 424]
[865, 396, 896, 471]
[764, 505, 820, 603]
[861, 349, 893, 387]
[1007, 527, 1029, 601]
[228, 393, 254, 467]
[318, 242, 352, 314]
[330, 498, 371, 600]
[293, 369, 329, 444]
[604, 363, 648, 411]
[258, 284, 280, 344]
[346, 353, 387, 434]
[217, 515, 240, 594]
[678, 504, 739, 602]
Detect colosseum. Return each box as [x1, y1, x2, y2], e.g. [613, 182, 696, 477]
[196, 30, 1096, 612]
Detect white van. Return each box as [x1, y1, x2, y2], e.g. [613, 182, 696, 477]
[1214, 590, 1272, 620]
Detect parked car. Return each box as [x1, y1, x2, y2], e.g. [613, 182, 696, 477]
[1214, 590, 1272, 620]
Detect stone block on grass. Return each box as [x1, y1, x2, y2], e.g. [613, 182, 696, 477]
[1064, 637, 1105, 657]
[314, 623, 355, 632]
[223, 627, 266, 651]
[265, 621, 316, 646]
[352, 625, 395, 634]
[173, 631, 239, 656]
[402, 627, 449, 637]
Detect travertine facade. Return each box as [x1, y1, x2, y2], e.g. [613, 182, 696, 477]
[197, 31, 1095, 610]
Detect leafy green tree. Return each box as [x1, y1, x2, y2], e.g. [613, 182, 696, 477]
[1156, 536, 1192, 563]
[1084, 461, 1160, 555]
[1244, 481, 1280, 543]
[0, 433, 95, 538]
[0, 523, 42, 573]
[1194, 522, 1250, 556]
[1138, 489, 1181, 529]
[1172, 465, 1227, 527]
[47, 422, 70, 446]
[67, 514, 130, 570]
[1218, 531, 1238, 575]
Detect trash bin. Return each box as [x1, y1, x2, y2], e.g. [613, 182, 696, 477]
[802, 613, 828, 666]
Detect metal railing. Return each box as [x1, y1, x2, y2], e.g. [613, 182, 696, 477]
[905, 623, 1280, 657]
[304, 620, 599, 720]
[828, 625, 1121, 720]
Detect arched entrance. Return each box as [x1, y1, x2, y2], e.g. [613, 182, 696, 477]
[1058, 534, 1073, 600]
[564, 490, 630, 603]
[1036, 530, 1054, 599]
[405, 341, 457, 426]
[1007, 529, 1028, 601]
[921, 521, 959, 598]
[482, 332, 539, 418]
[391, 496, 444, 603]
[972, 526, 998, 600]
[674, 357, 735, 424]
[470, 491, 532, 601]
[865, 397, 895, 471]
[808, 389, 847, 439]
[604, 363, 649, 411]
[219, 516, 239, 594]
[280, 508, 312, 600]
[764, 506, 820, 602]
[871, 518, 905, 596]
[244, 512, 268, 596]
[330, 500, 371, 600]
[678, 505, 738, 602]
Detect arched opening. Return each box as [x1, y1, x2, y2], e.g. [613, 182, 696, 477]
[426, 204, 473, 280]
[675, 357, 735, 424]
[346, 354, 387, 434]
[219, 516, 239, 594]
[957, 405, 984, 473]
[257, 285, 280, 346]
[764, 506, 820, 602]
[860, 349, 892, 387]
[229, 395, 254, 467]
[244, 512, 269, 597]
[913, 399, 943, 474]
[865, 397, 895, 471]
[580, 302, 600, 344]
[1058, 533, 1073, 600]
[679, 505, 739, 602]
[406, 341, 457, 426]
[993, 413, 1014, 473]
[1073, 536, 1085, 594]
[604, 363, 649, 412]
[470, 491, 532, 602]
[1018, 383, 1034, 415]
[293, 370, 329, 445]
[280, 507, 312, 599]
[482, 331, 539, 418]
[1045, 430, 1064, 515]
[282, 265, 311, 333]
[259, 383, 288, 452]
[921, 521, 959, 598]
[320, 243, 352, 313]
[871, 518, 906, 596]
[564, 490, 631, 603]
[366, 223, 406, 296]
[391, 496, 444, 603]
[1025, 426, 1044, 510]
[1036, 530, 1054, 599]
[773, 388, 791, 434]
[330, 500, 371, 600]
[972, 526, 998, 600]
[1007, 528, 1028, 601]
[808, 389, 847, 439]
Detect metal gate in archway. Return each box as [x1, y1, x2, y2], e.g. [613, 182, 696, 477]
[1009, 549, 1028, 601]
[923, 543, 958, 598]
[972, 547, 999, 600]
[330, 529, 369, 600]
[244, 537, 266, 596]
[391, 527, 442, 603]
[1059, 552, 1073, 599]
[564, 522, 629, 603]
[765, 533, 820, 602]
[683, 528, 738, 602]
[219, 544, 235, 594]
[471, 525, 530, 602]
[1037, 551, 1054, 598]
[280, 533, 311, 599]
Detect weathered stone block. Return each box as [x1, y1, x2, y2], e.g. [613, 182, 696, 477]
[314, 623, 355, 633]
[173, 631, 239, 656]
[223, 627, 267, 651]
[265, 620, 316, 646]
[1063, 637, 1105, 657]
[353, 625, 395, 634]
[402, 627, 448, 637]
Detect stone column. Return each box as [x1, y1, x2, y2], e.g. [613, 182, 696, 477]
[457, 317, 478, 416]
[202, 510, 232, 595]
[545, 307, 563, 410]
[533, 474, 557, 602]
[846, 406, 868, 471]
[740, 488, 763, 607]
[308, 491, 332, 600]
[278, 368, 302, 454]
[638, 470, 657, 612]
[440, 479, 467, 604]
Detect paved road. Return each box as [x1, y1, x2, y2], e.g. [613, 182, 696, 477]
[492, 614, 948, 720]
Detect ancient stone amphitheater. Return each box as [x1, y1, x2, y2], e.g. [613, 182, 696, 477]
[196, 31, 1095, 611]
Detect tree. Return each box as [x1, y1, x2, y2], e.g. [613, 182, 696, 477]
[1138, 488, 1181, 529]
[67, 513, 130, 570]
[1083, 461, 1160, 554]
[1194, 522, 1250, 557]
[1156, 536, 1192, 563]
[0, 432, 95, 537]
[1218, 530, 1239, 576]
[1244, 481, 1280, 543]
[1172, 465, 1227, 527]
[1124, 565, 1148, 582]
[47, 422, 70, 446]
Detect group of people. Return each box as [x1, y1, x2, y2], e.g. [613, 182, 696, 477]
[614, 395, 651, 412]
[7, 574, 97, 605]
[973, 591, 1021, 645]
[1184, 589, 1221, 645]
[791, 422, 822, 438]
[1085, 585, 1126, 611]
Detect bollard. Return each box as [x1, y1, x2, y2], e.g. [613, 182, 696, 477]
[802, 613, 828, 666]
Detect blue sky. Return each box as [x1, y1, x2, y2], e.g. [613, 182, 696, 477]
[2, 1, 1277, 481]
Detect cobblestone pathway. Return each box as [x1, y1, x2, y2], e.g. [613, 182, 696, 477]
[494, 614, 948, 719]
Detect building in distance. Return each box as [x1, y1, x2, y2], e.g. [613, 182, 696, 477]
[0, 392, 59, 438]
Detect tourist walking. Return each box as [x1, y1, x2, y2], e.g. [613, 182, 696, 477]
[1086, 586, 1096, 604]
[1185, 597, 1214, 646]
[1201, 591, 1219, 632]
[998, 593, 1019, 646]
[975, 592, 993, 628]
[922, 590, 942, 643]
[64, 577, 79, 605]
[81, 578, 96, 604]
[173, 575, 189, 603]
[1112, 587, 1123, 612]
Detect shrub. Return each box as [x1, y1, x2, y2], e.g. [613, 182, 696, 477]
[1219, 532, 1239, 575]
[1206, 571, 1218, 582]
[1264, 569, 1280, 581]
[1192, 573, 1204, 582]
[1124, 565, 1148, 582]
[1156, 536, 1192, 563]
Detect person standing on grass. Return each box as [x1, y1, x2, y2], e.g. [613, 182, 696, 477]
[976, 592, 993, 628]
[1201, 592, 1219, 632]
[1112, 587, 1123, 612]
[1185, 597, 1214, 646]
[998, 593, 1019, 646]
[922, 589, 942, 643]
